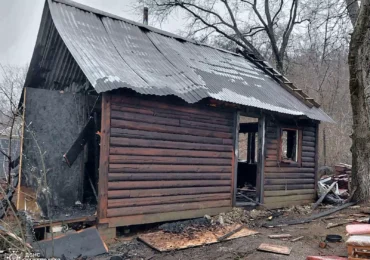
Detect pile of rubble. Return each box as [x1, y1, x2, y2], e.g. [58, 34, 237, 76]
[318, 163, 351, 205]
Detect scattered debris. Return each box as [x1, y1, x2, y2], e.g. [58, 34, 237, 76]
[268, 234, 292, 239]
[319, 241, 327, 248]
[138, 224, 258, 252]
[326, 221, 350, 229]
[32, 227, 107, 258]
[313, 182, 337, 210]
[263, 202, 355, 227]
[291, 236, 304, 242]
[158, 218, 211, 234]
[212, 208, 251, 224]
[0, 224, 32, 249]
[257, 243, 291, 255]
[217, 225, 245, 242]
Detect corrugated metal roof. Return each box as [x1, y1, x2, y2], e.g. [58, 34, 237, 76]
[45, 0, 332, 122]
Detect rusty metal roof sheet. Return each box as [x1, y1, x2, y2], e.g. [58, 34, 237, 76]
[46, 0, 333, 122]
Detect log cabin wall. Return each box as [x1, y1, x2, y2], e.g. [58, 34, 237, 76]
[263, 116, 318, 209]
[98, 92, 236, 227]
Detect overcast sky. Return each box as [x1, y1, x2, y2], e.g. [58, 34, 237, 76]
[0, 0, 183, 67]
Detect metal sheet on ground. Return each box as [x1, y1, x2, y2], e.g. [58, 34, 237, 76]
[32, 227, 107, 258]
[138, 224, 258, 252]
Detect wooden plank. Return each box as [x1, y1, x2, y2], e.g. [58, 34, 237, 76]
[108, 186, 231, 199]
[264, 194, 316, 203]
[314, 123, 319, 196]
[264, 189, 315, 197]
[302, 146, 315, 152]
[109, 155, 231, 165]
[265, 161, 278, 167]
[265, 155, 278, 161]
[101, 207, 231, 227]
[264, 167, 315, 173]
[137, 224, 258, 252]
[303, 136, 315, 142]
[311, 182, 336, 210]
[266, 149, 277, 156]
[257, 243, 291, 255]
[110, 147, 232, 159]
[264, 184, 315, 191]
[266, 143, 278, 150]
[107, 200, 231, 217]
[264, 179, 315, 185]
[111, 95, 232, 119]
[98, 93, 111, 219]
[232, 111, 239, 206]
[110, 110, 232, 132]
[264, 173, 315, 179]
[304, 126, 316, 132]
[268, 234, 292, 239]
[108, 173, 231, 181]
[303, 131, 316, 137]
[110, 128, 232, 145]
[111, 104, 232, 126]
[111, 119, 232, 139]
[17, 88, 27, 210]
[266, 139, 278, 145]
[302, 151, 315, 157]
[302, 157, 315, 162]
[110, 137, 232, 152]
[302, 141, 315, 147]
[108, 180, 231, 190]
[302, 162, 316, 168]
[109, 164, 231, 173]
[257, 115, 265, 203]
[108, 193, 231, 208]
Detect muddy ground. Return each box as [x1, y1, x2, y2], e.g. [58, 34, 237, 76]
[97, 205, 367, 260]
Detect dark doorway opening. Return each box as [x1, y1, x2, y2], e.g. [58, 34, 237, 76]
[236, 116, 259, 206]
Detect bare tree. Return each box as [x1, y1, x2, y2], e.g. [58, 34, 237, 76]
[0, 65, 25, 184]
[141, 0, 306, 73]
[345, 0, 370, 202]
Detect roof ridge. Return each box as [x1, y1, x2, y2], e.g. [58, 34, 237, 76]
[51, 0, 241, 57]
[236, 49, 320, 108]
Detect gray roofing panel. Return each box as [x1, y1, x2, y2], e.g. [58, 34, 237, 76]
[48, 0, 333, 122]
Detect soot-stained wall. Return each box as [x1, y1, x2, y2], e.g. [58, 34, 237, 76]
[21, 88, 86, 212]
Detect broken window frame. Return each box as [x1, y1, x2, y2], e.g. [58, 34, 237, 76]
[279, 127, 302, 165]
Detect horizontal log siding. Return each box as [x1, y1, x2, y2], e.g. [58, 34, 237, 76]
[107, 95, 234, 219]
[263, 119, 318, 208]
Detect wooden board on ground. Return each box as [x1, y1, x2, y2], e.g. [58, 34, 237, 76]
[257, 243, 292, 255]
[138, 224, 258, 252]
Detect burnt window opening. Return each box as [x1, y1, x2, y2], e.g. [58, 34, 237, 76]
[281, 129, 299, 162]
[239, 132, 258, 163]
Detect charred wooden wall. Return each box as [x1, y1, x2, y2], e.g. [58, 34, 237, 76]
[20, 87, 87, 215]
[98, 93, 235, 227]
[263, 117, 318, 209]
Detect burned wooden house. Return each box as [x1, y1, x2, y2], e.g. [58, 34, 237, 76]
[18, 0, 333, 238]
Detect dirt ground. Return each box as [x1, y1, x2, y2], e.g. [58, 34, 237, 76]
[97, 205, 368, 260]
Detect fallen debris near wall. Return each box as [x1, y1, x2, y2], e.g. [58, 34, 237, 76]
[158, 218, 211, 234]
[263, 202, 356, 227]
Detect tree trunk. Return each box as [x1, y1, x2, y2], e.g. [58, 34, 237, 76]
[348, 0, 370, 202]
